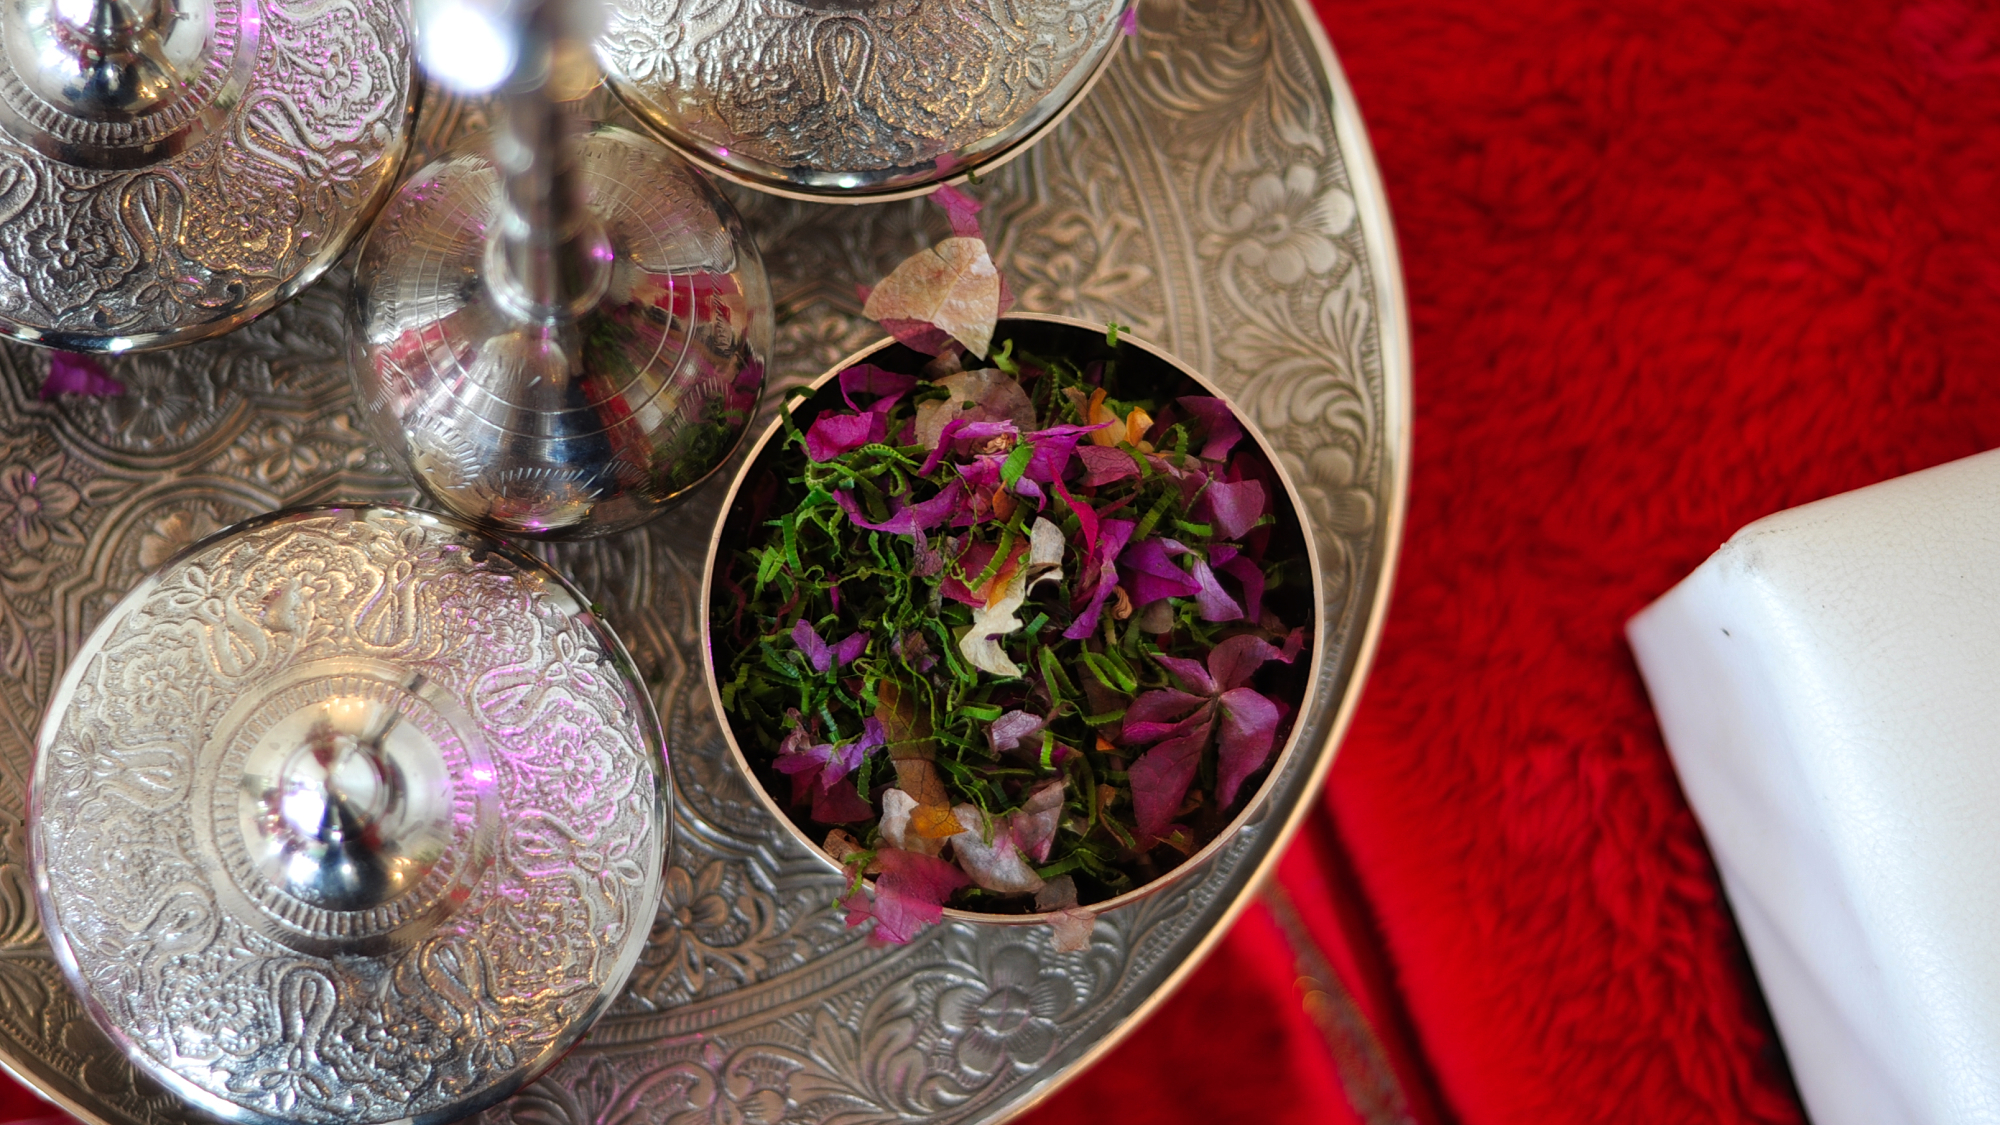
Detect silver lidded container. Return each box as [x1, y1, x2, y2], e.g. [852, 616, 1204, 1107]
[594, 0, 1133, 201]
[350, 0, 772, 539]
[30, 505, 667, 1125]
[0, 0, 417, 350]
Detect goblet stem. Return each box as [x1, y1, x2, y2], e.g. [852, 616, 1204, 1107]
[487, 0, 611, 325]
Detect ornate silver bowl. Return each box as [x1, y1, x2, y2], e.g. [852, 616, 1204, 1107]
[29, 504, 668, 1125]
[702, 312, 1323, 924]
[594, 0, 1132, 201]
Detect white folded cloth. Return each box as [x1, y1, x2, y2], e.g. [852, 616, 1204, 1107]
[1628, 448, 2000, 1125]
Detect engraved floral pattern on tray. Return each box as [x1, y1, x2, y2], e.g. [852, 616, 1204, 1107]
[0, 0, 1398, 1121]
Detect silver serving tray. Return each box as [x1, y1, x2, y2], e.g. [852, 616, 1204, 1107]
[0, 1, 1408, 1121]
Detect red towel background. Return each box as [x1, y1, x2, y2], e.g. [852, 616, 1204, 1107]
[7, 0, 2000, 1123]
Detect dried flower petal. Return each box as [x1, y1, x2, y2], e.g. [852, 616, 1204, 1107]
[1049, 907, 1097, 952]
[880, 788, 944, 856]
[949, 804, 1045, 893]
[915, 369, 1038, 448]
[987, 710, 1048, 756]
[863, 236, 1004, 357]
[845, 848, 970, 944]
[1014, 780, 1066, 862]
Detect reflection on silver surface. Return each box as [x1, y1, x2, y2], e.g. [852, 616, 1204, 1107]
[0, 0, 416, 350]
[595, 0, 1130, 201]
[0, 0, 1408, 1122]
[30, 505, 669, 1125]
[352, 0, 772, 538]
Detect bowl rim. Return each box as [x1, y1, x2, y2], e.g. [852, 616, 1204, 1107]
[601, 2, 1131, 205]
[698, 311, 1326, 923]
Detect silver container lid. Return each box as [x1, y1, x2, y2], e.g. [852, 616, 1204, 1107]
[28, 504, 667, 1125]
[0, 0, 418, 351]
[594, 0, 1131, 201]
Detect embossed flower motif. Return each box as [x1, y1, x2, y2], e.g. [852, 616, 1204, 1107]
[665, 861, 734, 934]
[1012, 214, 1154, 320]
[935, 946, 1069, 1078]
[663, 1044, 787, 1125]
[1217, 165, 1357, 285]
[227, 419, 325, 485]
[0, 458, 82, 554]
[20, 206, 123, 298]
[99, 366, 218, 451]
[138, 508, 221, 570]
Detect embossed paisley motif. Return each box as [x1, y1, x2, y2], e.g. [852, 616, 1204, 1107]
[0, 0, 1401, 1121]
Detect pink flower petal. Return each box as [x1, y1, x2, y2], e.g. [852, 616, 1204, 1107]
[1054, 478, 1099, 557]
[1216, 687, 1282, 806]
[839, 363, 918, 407]
[846, 848, 971, 944]
[811, 777, 876, 823]
[805, 410, 886, 461]
[1123, 689, 1209, 737]
[932, 182, 986, 240]
[1198, 479, 1267, 541]
[835, 478, 966, 536]
[1077, 445, 1140, 485]
[1062, 517, 1136, 639]
[1175, 396, 1243, 462]
[40, 352, 121, 400]
[1129, 722, 1212, 838]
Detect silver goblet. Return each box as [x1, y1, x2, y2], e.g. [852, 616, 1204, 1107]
[0, 0, 417, 349]
[348, 0, 772, 539]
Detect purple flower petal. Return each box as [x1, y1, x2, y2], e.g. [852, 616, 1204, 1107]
[836, 478, 966, 536]
[1175, 396, 1243, 462]
[792, 619, 834, 672]
[1151, 654, 1217, 696]
[1120, 5, 1138, 34]
[920, 418, 1018, 474]
[1129, 721, 1212, 838]
[1186, 555, 1244, 622]
[1125, 688, 1208, 730]
[1022, 423, 1109, 484]
[1198, 479, 1267, 541]
[1063, 517, 1136, 639]
[832, 631, 870, 668]
[1218, 554, 1266, 622]
[1216, 687, 1282, 806]
[805, 410, 886, 461]
[1077, 445, 1140, 485]
[1206, 632, 1299, 692]
[1117, 538, 1203, 606]
[839, 363, 917, 408]
[40, 352, 122, 400]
